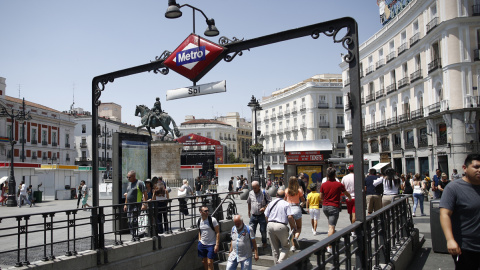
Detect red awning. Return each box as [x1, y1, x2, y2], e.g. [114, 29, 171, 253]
[174, 133, 221, 146]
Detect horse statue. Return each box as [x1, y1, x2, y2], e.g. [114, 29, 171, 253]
[135, 105, 182, 140]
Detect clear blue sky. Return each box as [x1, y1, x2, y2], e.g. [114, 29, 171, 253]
[1, 0, 382, 126]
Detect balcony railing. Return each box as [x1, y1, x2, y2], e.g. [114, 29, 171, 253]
[426, 17, 439, 33]
[317, 102, 329, 109]
[473, 4, 480, 15]
[393, 144, 402, 151]
[65, 143, 70, 148]
[474, 49, 479, 61]
[386, 83, 397, 94]
[66, 157, 70, 161]
[464, 95, 480, 108]
[292, 107, 298, 114]
[19, 139, 26, 144]
[31, 155, 37, 160]
[428, 102, 441, 115]
[397, 43, 408, 55]
[344, 78, 350, 86]
[271, 113, 276, 119]
[107, 158, 112, 162]
[411, 107, 424, 119]
[387, 117, 397, 126]
[42, 156, 47, 161]
[428, 58, 441, 73]
[397, 77, 409, 89]
[375, 59, 385, 69]
[366, 65, 375, 75]
[31, 139, 37, 145]
[418, 139, 428, 148]
[318, 121, 329, 128]
[300, 123, 307, 129]
[336, 123, 345, 128]
[52, 142, 58, 147]
[79, 157, 88, 161]
[410, 33, 420, 47]
[300, 104, 307, 111]
[284, 109, 291, 116]
[361, 97, 365, 104]
[366, 123, 376, 132]
[405, 141, 415, 149]
[410, 69, 422, 83]
[386, 51, 396, 63]
[80, 142, 88, 148]
[335, 103, 343, 108]
[398, 112, 410, 123]
[366, 94, 375, 103]
[437, 136, 448, 146]
[277, 112, 283, 119]
[375, 88, 385, 98]
[376, 120, 386, 129]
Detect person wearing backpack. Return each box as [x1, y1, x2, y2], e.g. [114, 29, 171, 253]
[197, 205, 220, 270]
[226, 215, 259, 270]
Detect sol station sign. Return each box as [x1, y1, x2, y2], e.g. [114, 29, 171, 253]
[163, 34, 226, 82]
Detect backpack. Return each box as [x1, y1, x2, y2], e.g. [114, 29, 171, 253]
[197, 216, 215, 232]
[375, 182, 384, 195]
[231, 224, 253, 249]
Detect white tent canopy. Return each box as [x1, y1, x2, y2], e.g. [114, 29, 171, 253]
[284, 139, 333, 153]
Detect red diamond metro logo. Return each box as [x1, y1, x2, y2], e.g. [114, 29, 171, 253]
[163, 34, 225, 82]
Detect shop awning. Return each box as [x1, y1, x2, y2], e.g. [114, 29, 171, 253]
[284, 139, 333, 153]
[174, 133, 221, 145]
[371, 162, 390, 171]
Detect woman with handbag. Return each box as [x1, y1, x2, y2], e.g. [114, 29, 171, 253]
[178, 179, 192, 215]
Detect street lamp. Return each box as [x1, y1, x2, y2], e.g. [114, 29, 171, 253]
[247, 95, 263, 188]
[99, 120, 111, 180]
[259, 135, 265, 184]
[0, 102, 32, 207]
[165, 0, 220, 37]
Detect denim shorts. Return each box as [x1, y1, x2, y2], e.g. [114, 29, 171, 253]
[289, 204, 302, 220]
[322, 205, 340, 226]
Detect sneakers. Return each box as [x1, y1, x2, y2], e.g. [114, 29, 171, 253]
[290, 245, 296, 252]
[293, 238, 300, 249]
[312, 228, 317, 235]
[326, 246, 332, 254]
[412, 213, 416, 217]
[421, 213, 427, 216]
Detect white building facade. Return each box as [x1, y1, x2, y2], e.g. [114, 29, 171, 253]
[341, 0, 480, 175]
[258, 74, 346, 170]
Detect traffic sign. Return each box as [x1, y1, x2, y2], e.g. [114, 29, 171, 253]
[163, 34, 225, 82]
[165, 80, 226, 101]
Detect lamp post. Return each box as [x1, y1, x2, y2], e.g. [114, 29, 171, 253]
[247, 95, 263, 188]
[259, 135, 265, 184]
[0, 102, 32, 207]
[165, 0, 219, 37]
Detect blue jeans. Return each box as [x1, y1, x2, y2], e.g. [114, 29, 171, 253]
[413, 193, 424, 215]
[250, 214, 267, 244]
[226, 257, 252, 270]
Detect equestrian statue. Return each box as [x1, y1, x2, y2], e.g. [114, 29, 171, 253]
[135, 97, 182, 140]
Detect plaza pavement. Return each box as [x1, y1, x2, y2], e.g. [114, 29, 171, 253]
[0, 188, 455, 269]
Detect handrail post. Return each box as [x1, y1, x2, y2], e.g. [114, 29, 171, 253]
[98, 207, 105, 249]
[90, 208, 99, 250]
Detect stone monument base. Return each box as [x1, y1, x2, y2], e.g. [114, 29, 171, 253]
[151, 141, 183, 180]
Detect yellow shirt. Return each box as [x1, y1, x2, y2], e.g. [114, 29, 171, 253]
[307, 191, 321, 209]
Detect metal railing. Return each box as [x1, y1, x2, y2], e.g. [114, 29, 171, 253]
[386, 83, 396, 94]
[426, 17, 438, 33]
[410, 69, 422, 83]
[410, 33, 420, 47]
[270, 195, 415, 270]
[397, 43, 408, 55]
[0, 192, 238, 268]
[386, 51, 396, 63]
[375, 59, 385, 70]
[428, 58, 441, 73]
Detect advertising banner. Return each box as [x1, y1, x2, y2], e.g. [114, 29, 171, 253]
[296, 165, 323, 187]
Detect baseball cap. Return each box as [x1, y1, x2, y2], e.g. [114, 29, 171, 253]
[348, 164, 354, 171]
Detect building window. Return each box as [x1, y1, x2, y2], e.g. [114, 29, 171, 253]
[52, 131, 57, 145]
[42, 130, 47, 144]
[337, 115, 344, 125]
[82, 124, 86, 133]
[335, 96, 343, 105]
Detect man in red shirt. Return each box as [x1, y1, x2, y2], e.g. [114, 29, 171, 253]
[320, 167, 352, 253]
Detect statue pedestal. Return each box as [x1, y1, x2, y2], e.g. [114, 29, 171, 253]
[151, 141, 183, 180]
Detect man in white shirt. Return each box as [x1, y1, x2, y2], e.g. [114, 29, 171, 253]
[198, 205, 220, 270]
[18, 181, 32, 207]
[341, 165, 356, 224]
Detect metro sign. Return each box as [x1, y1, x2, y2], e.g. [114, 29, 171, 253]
[163, 34, 225, 82]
